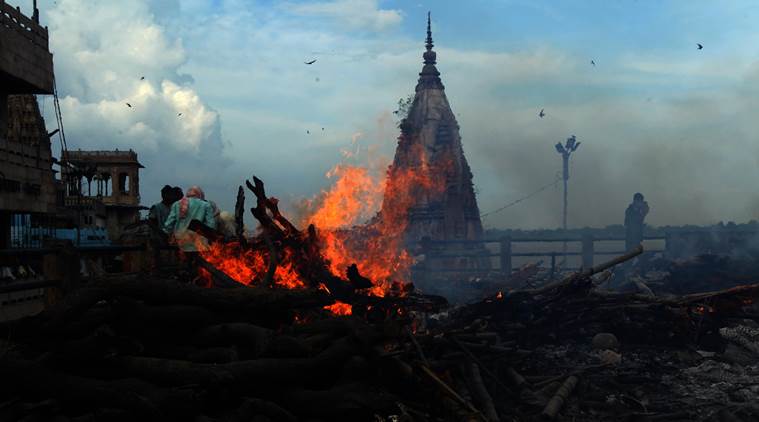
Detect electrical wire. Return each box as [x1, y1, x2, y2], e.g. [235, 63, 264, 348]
[480, 174, 562, 219]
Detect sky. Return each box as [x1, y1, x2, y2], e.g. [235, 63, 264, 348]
[21, 0, 759, 229]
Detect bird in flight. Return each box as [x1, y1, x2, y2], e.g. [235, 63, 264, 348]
[178, 113, 182, 117]
[304, 59, 317, 65]
[125, 103, 132, 108]
[591, 60, 596, 66]
[697, 43, 703, 50]
[140, 76, 145, 80]
[539, 109, 545, 118]
[306, 130, 310, 134]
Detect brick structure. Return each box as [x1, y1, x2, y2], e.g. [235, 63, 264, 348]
[61, 150, 144, 241]
[0, 1, 57, 248]
[386, 14, 489, 271]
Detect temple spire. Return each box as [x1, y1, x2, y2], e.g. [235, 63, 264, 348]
[417, 12, 442, 90]
[425, 11, 433, 52]
[423, 12, 436, 66]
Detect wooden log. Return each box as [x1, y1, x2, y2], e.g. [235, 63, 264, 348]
[187, 347, 239, 364]
[418, 365, 484, 419]
[278, 382, 398, 419]
[261, 229, 278, 287]
[235, 185, 246, 246]
[263, 335, 311, 358]
[462, 362, 500, 422]
[194, 323, 272, 358]
[450, 336, 513, 395]
[187, 219, 224, 243]
[541, 375, 578, 420]
[110, 299, 218, 338]
[2, 278, 333, 340]
[195, 256, 242, 288]
[47, 324, 142, 366]
[0, 358, 203, 418]
[110, 336, 358, 387]
[236, 397, 297, 422]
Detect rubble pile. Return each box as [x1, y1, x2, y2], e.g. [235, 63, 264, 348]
[422, 272, 759, 421]
[640, 254, 759, 296]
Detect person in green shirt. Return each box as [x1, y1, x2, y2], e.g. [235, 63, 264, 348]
[163, 186, 217, 252]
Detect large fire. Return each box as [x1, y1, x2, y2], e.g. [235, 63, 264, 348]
[193, 132, 451, 314]
[200, 241, 304, 289]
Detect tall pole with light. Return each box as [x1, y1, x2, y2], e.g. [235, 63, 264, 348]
[555, 135, 581, 259]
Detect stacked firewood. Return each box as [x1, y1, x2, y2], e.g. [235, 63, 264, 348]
[0, 276, 444, 421]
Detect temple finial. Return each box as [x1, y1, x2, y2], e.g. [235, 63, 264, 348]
[417, 11, 442, 90]
[425, 11, 433, 52]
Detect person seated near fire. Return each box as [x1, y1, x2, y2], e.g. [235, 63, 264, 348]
[148, 185, 177, 231]
[172, 186, 184, 203]
[163, 185, 217, 252]
[624, 192, 649, 251]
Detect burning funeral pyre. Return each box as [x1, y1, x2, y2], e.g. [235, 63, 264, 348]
[3, 174, 759, 421]
[4, 10, 759, 422]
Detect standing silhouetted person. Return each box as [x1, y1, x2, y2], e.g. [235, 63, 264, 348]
[148, 185, 176, 230]
[625, 192, 649, 251]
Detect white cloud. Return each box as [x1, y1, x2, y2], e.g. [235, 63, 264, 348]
[287, 0, 403, 31]
[40, 0, 229, 207]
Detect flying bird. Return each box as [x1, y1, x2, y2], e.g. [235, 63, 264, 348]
[539, 109, 545, 118]
[178, 113, 182, 117]
[306, 130, 310, 134]
[697, 43, 703, 50]
[591, 60, 596, 67]
[304, 59, 317, 65]
[125, 103, 132, 108]
[321, 127, 324, 131]
[140, 76, 145, 80]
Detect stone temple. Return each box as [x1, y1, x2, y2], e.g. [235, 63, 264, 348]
[385, 13, 489, 272]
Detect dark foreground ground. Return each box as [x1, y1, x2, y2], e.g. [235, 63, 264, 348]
[1, 251, 758, 421]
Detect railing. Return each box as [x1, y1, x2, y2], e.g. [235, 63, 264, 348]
[414, 234, 667, 276]
[0, 0, 48, 50]
[63, 149, 140, 161]
[0, 243, 173, 295]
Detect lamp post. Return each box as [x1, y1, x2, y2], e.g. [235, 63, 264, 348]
[555, 135, 581, 260]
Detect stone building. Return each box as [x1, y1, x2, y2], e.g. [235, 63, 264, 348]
[385, 14, 489, 271]
[60, 149, 144, 240]
[0, 0, 57, 248]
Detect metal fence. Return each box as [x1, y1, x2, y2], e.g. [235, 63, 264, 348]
[413, 235, 667, 276]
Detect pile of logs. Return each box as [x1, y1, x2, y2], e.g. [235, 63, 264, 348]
[0, 276, 436, 421]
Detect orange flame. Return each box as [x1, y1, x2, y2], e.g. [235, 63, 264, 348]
[185, 130, 451, 314]
[199, 241, 304, 289]
[303, 165, 384, 230]
[324, 301, 353, 316]
[303, 140, 449, 296]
